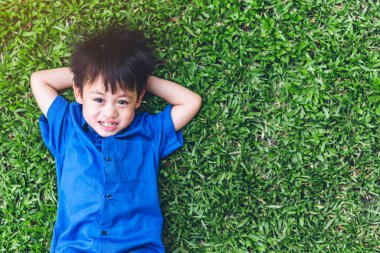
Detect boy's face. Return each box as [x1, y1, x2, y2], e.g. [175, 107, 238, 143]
[73, 78, 144, 137]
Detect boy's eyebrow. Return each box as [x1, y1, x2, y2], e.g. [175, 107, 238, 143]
[119, 92, 134, 98]
[90, 91, 105, 95]
[90, 90, 134, 98]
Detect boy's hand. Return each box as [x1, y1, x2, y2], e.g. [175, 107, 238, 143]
[146, 76, 202, 131]
[31, 67, 74, 118]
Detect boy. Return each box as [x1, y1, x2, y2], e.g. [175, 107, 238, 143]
[30, 27, 202, 252]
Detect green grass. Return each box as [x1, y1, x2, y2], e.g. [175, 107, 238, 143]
[1, 0, 379, 252]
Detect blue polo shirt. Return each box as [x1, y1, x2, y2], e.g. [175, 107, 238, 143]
[39, 96, 183, 253]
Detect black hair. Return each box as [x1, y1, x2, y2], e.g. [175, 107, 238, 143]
[70, 26, 155, 98]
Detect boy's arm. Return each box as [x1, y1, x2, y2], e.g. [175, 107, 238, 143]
[146, 76, 202, 131]
[30, 67, 74, 118]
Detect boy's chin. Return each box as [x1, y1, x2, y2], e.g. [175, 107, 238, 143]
[97, 129, 119, 137]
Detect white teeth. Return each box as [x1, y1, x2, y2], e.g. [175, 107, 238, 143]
[101, 121, 116, 127]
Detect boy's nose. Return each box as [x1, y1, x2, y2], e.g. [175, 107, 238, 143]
[103, 104, 117, 118]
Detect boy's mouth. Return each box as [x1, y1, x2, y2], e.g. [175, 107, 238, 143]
[99, 121, 119, 131]
[99, 121, 118, 127]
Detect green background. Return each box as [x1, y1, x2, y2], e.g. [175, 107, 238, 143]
[1, 0, 379, 252]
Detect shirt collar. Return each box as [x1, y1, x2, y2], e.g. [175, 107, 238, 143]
[80, 114, 102, 140]
[81, 114, 88, 131]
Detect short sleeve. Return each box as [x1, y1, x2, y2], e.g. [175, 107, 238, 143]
[153, 105, 184, 159]
[39, 96, 70, 157]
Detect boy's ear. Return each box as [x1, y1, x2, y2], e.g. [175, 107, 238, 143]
[135, 89, 145, 109]
[73, 84, 83, 104]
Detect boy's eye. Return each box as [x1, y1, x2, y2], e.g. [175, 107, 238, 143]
[93, 98, 104, 103]
[117, 100, 129, 105]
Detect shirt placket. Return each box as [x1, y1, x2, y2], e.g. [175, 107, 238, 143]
[98, 138, 117, 248]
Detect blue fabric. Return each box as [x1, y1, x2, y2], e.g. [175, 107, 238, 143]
[39, 96, 183, 253]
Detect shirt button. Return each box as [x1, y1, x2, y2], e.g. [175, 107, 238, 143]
[106, 194, 112, 200]
[106, 156, 112, 162]
[101, 230, 107, 236]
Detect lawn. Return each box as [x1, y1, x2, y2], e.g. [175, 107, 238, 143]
[0, 0, 379, 252]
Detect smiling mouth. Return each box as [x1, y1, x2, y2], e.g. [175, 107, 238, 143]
[99, 121, 118, 127]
